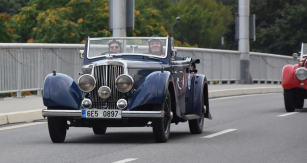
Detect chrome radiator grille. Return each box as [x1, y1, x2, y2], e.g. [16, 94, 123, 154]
[90, 65, 124, 109]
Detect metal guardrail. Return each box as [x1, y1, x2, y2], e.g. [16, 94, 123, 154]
[0, 43, 298, 97]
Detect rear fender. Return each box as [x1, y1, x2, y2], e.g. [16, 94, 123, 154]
[129, 71, 170, 110]
[43, 73, 83, 109]
[187, 75, 211, 119]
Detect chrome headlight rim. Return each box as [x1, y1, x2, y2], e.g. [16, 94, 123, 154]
[296, 68, 307, 81]
[115, 74, 134, 93]
[78, 74, 96, 92]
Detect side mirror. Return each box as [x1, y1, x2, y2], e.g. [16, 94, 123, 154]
[292, 53, 298, 59]
[171, 49, 177, 60]
[192, 59, 200, 64]
[79, 50, 84, 59]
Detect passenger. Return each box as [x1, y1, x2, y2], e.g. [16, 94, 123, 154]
[108, 39, 122, 53]
[148, 35, 164, 56]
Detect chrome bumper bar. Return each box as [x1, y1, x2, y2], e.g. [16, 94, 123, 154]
[42, 109, 165, 118]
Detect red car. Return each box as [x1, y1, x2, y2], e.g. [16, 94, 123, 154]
[282, 43, 307, 112]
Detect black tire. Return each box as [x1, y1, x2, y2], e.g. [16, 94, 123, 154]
[295, 98, 304, 109]
[152, 90, 171, 143]
[48, 117, 67, 143]
[284, 89, 295, 112]
[92, 127, 107, 135]
[188, 94, 204, 134]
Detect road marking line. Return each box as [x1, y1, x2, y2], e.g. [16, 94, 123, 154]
[201, 129, 237, 138]
[0, 122, 46, 131]
[113, 158, 138, 163]
[277, 112, 298, 117]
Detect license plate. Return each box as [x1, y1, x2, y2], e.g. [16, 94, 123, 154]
[81, 109, 122, 119]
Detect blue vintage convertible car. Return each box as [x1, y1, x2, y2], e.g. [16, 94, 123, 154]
[42, 36, 212, 143]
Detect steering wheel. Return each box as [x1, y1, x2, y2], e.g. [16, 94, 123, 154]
[100, 51, 117, 56]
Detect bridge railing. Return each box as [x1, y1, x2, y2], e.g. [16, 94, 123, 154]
[0, 43, 298, 96]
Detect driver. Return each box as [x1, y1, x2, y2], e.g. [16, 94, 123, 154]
[148, 35, 164, 56]
[108, 39, 122, 53]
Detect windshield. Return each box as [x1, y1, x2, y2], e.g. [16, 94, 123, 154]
[87, 37, 168, 59]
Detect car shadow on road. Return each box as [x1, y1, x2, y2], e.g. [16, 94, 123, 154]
[64, 131, 211, 144]
[296, 108, 307, 112]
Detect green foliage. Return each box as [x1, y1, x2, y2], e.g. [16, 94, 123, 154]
[0, 13, 14, 42]
[171, 0, 233, 48]
[9, 0, 168, 43]
[6, 0, 232, 49]
[10, 0, 111, 43]
[0, 0, 30, 15]
[216, 0, 237, 6]
[128, 8, 168, 37]
[223, 0, 307, 56]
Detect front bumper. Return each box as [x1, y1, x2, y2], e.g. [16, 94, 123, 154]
[42, 109, 165, 118]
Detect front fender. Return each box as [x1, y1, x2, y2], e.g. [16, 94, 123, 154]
[129, 71, 170, 110]
[282, 64, 296, 89]
[43, 73, 83, 109]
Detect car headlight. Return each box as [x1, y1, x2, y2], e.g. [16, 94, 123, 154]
[296, 68, 307, 81]
[115, 74, 134, 93]
[78, 74, 96, 92]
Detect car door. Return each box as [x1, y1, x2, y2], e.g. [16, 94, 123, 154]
[171, 58, 191, 114]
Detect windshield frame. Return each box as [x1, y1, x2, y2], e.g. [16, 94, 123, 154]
[86, 37, 169, 59]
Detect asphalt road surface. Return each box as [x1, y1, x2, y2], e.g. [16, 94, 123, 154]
[1, 93, 306, 163]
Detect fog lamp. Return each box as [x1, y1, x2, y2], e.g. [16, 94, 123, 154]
[82, 98, 92, 109]
[98, 86, 111, 99]
[117, 99, 127, 109]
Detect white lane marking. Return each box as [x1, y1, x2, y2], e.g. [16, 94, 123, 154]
[202, 129, 237, 138]
[277, 112, 298, 117]
[0, 122, 46, 131]
[113, 158, 138, 163]
[210, 93, 279, 101]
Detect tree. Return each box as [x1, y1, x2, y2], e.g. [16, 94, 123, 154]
[9, 0, 168, 43]
[172, 0, 233, 48]
[223, 0, 307, 56]
[0, 13, 14, 43]
[0, 0, 30, 15]
[10, 0, 111, 43]
[128, 8, 168, 37]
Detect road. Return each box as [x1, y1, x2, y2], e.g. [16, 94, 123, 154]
[1, 93, 306, 163]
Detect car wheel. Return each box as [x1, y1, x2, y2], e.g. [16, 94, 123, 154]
[284, 89, 295, 112]
[295, 97, 304, 109]
[92, 127, 107, 135]
[188, 95, 204, 134]
[48, 117, 67, 143]
[152, 90, 171, 143]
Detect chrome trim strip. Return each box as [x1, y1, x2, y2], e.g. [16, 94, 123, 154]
[42, 109, 82, 117]
[122, 111, 164, 118]
[94, 60, 128, 74]
[42, 109, 165, 118]
[170, 64, 189, 67]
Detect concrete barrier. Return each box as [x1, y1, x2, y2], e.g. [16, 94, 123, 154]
[208, 86, 282, 98]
